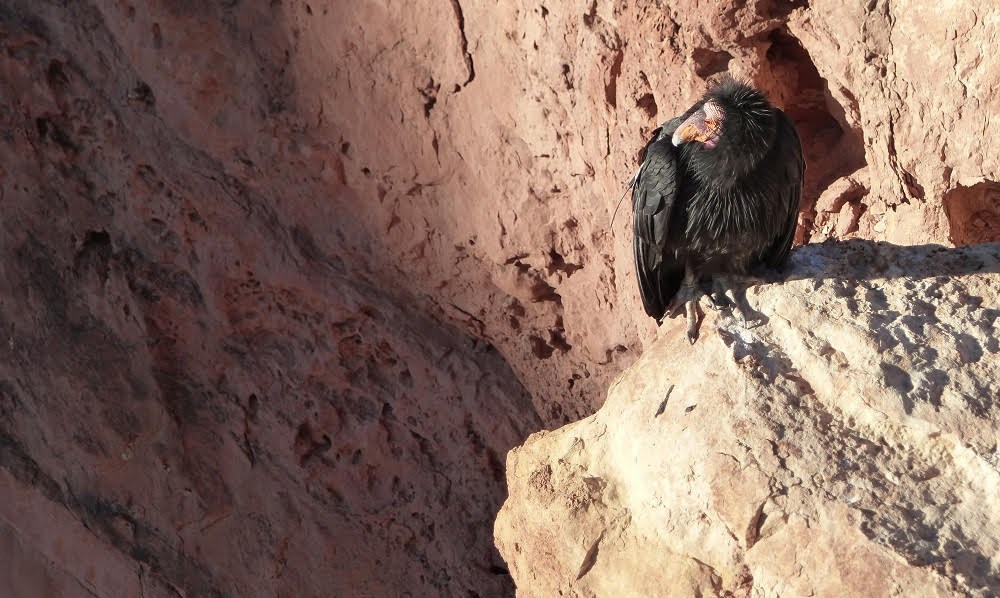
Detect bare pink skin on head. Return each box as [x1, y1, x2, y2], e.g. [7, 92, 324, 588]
[672, 99, 725, 149]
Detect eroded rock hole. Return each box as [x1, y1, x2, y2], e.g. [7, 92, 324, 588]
[692, 48, 732, 78]
[761, 0, 810, 19]
[605, 49, 624, 109]
[943, 181, 1000, 245]
[530, 335, 554, 359]
[35, 116, 78, 152]
[46, 60, 69, 91]
[635, 93, 657, 118]
[128, 81, 156, 108]
[547, 248, 583, 277]
[74, 229, 112, 281]
[419, 79, 440, 118]
[561, 64, 574, 90]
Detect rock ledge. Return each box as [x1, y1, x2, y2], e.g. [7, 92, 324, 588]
[496, 241, 1000, 597]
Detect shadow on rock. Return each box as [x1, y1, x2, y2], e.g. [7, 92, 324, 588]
[776, 239, 1000, 282]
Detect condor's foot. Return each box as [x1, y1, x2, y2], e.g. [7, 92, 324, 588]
[664, 283, 704, 344]
[709, 275, 767, 328]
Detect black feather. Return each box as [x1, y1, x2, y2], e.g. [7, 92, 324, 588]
[630, 80, 805, 320]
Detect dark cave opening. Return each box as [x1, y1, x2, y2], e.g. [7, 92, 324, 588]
[760, 27, 867, 240]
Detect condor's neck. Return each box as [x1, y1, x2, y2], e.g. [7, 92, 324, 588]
[686, 152, 761, 192]
[684, 118, 778, 189]
[685, 128, 778, 192]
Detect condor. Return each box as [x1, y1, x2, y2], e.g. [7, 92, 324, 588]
[631, 79, 805, 342]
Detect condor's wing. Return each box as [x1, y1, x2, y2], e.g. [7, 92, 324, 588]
[632, 122, 685, 320]
[763, 109, 805, 268]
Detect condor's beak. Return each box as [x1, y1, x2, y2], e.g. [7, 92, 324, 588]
[672, 109, 720, 149]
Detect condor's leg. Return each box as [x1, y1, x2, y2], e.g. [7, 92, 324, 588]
[665, 263, 703, 344]
[708, 274, 767, 328]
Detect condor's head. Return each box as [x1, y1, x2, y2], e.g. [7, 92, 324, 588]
[672, 79, 778, 182]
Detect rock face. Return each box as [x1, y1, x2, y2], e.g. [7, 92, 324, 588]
[320, 0, 1000, 420]
[1, 0, 998, 597]
[0, 4, 539, 597]
[496, 241, 1000, 597]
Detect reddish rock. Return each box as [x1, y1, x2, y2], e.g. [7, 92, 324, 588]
[308, 0, 999, 420]
[0, 4, 538, 596]
[1, 0, 997, 596]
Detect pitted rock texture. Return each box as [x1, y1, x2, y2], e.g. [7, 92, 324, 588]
[495, 241, 1000, 597]
[0, 5, 538, 597]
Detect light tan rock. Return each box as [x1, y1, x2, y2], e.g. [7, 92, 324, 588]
[787, 1, 1000, 244]
[496, 241, 1000, 597]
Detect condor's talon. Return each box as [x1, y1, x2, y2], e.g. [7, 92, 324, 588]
[668, 299, 687, 318]
[666, 283, 697, 318]
[666, 298, 682, 318]
[707, 291, 730, 311]
[685, 300, 701, 344]
[657, 274, 706, 343]
[712, 278, 768, 329]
